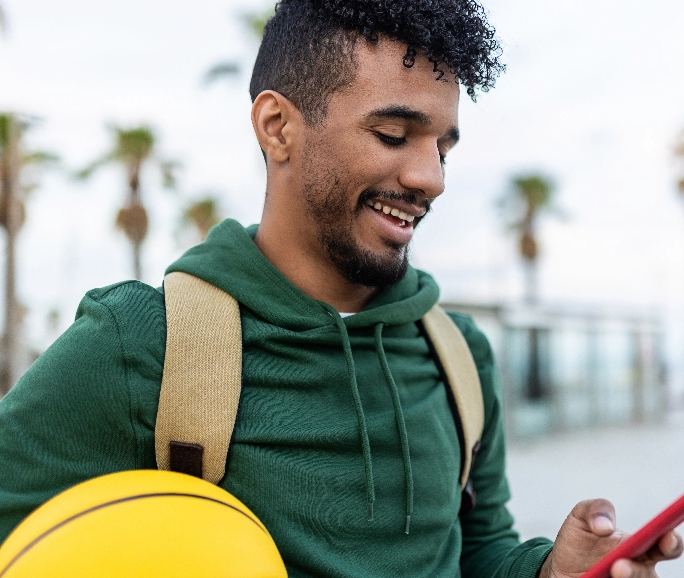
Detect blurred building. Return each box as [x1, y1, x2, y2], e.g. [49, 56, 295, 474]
[442, 302, 668, 440]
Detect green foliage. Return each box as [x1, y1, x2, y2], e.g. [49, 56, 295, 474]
[22, 150, 59, 166]
[0, 114, 29, 149]
[76, 125, 156, 180]
[497, 172, 562, 268]
[203, 62, 240, 85]
[203, 5, 274, 83]
[498, 174, 557, 232]
[240, 6, 274, 38]
[111, 126, 155, 163]
[76, 124, 176, 190]
[182, 197, 223, 241]
[76, 123, 178, 279]
[0, 113, 59, 204]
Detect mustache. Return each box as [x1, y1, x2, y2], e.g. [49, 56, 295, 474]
[358, 188, 433, 215]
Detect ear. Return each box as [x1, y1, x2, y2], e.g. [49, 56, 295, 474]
[251, 90, 302, 164]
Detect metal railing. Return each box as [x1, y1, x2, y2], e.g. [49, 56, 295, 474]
[441, 302, 668, 440]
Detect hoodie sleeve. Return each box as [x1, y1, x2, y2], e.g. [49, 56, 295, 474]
[449, 313, 554, 578]
[0, 281, 165, 545]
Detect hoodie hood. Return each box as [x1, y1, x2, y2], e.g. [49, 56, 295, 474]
[166, 219, 440, 329]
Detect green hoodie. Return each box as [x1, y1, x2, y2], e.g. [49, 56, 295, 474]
[0, 219, 552, 577]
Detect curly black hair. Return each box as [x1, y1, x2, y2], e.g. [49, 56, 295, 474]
[250, 0, 504, 125]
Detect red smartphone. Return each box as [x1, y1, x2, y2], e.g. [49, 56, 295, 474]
[581, 493, 684, 578]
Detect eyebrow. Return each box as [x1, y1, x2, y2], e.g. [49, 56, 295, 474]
[366, 105, 431, 126]
[365, 105, 460, 143]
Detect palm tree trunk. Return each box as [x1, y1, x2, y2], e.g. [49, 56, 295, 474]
[132, 241, 142, 282]
[526, 327, 544, 400]
[0, 116, 20, 396]
[1, 211, 18, 395]
[523, 259, 538, 305]
[128, 164, 143, 281]
[524, 258, 543, 400]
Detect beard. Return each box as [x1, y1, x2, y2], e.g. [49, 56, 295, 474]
[301, 171, 414, 290]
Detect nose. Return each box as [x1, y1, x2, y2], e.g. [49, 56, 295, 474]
[397, 140, 445, 201]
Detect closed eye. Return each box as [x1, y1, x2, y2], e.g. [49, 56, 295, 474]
[376, 133, 406, 146]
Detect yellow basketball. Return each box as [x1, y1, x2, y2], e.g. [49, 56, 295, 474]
[0, 470, 287, 578]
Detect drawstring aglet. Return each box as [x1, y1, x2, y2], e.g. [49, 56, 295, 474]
[367, 501, 374, 522]
[405, 514, 411, 535]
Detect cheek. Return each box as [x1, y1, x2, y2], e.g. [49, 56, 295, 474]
[311, 128, 400, 190]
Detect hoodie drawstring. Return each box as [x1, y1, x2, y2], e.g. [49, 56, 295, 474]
[323, 305, 414, 533]
[374, 323, 414, 534]
[324, 304, 376, 521]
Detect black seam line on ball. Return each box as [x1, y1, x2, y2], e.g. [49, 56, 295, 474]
[0, 492, 267, 577]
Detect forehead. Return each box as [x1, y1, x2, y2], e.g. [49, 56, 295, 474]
[328, 37, 460, 126]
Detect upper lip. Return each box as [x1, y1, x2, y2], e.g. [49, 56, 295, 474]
[367, 197, 428, 218]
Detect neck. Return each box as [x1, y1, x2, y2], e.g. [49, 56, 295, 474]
[254, 201, 379, 313]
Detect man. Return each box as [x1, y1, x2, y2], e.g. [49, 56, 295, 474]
[0, 0, 681, 576]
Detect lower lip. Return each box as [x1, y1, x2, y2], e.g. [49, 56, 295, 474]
[364, 205, 415, 245]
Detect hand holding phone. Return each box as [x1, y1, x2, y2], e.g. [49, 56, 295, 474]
[581, 493, 684, 578]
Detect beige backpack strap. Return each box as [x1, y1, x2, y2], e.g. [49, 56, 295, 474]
[155, 271, 242, 484]
[421, 305, 485, 491]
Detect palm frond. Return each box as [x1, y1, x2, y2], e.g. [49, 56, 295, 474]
[74, 154, 113, 180]
[203, 62, 240, 85]
[110, 125, 156, 162]
[22, 151, 59, 166]
[511, 175, 554, 209]
[159, 160, 180, 189]
[182, 196, 223, 241]
[239, 7, 274, 39]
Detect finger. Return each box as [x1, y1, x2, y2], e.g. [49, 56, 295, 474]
[611, 533, 684, 577]
[611, 558, 659, 578]
[610, 558, 635, 578]
[572, 499, 617, 537]
[648, 531, 684, 562]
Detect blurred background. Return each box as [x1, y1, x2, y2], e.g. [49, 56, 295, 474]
[0, 0, 683, 572]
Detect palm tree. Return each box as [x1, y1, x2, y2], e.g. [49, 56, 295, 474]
[76, 125, 177, 281]
[498, 174, 558, 401]
[0, 113, 58, 395]
[182, 197, 222, 242]
[499, 174, 557, 304]
[203, 7, 273, 85]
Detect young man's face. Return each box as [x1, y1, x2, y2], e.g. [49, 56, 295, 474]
[297, 37, 460, 288]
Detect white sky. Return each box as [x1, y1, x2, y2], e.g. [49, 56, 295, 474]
[1, 0, 684, 376]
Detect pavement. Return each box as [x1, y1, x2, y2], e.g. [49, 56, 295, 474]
[506, 411, 684, 578]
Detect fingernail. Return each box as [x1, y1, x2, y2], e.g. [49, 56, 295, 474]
[663, 532, 678, 553]
[613, 559, 634, 578]
[593, 515, 615, 533]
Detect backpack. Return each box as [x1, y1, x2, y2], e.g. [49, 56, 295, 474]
[155, 271, 484, 512]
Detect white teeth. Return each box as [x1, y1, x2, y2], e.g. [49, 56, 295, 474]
[368, 200, 417, 223]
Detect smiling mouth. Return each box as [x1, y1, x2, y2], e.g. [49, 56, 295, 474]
[364, 199, 416, 227]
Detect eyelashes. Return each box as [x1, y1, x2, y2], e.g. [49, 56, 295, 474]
[376, 133, 406, 146]
[376, 133, 447, 165]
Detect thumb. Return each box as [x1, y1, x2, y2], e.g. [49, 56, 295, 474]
[573, 499, 617, 537]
